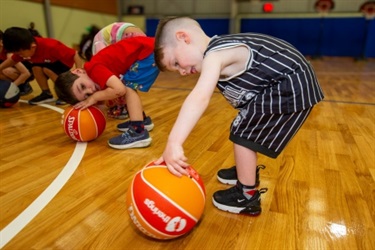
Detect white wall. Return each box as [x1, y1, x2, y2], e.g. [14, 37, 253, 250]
[0, 0, 117, 47]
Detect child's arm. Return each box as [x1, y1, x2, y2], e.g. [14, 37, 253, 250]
[74, 75, 126, 110]
[0, 57, 16, 72]
[155, 56, 221, 177]
[12, 61, 31, 85]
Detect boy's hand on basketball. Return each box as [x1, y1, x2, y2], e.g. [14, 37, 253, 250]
[74, 97, 97, 110]
[156, 143, 189, 177]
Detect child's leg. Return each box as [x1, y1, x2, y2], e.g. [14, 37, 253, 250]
[125, 88, 143, 121]
[234, 143, 257, 186]
[1, 67, 20, 83]
[115, 89, 154, 132]
[117, 51, 158, 119]
[28, 66, 55, 104]
[32, 66, 50, 92]
[43, 67, 66, 105]
[43, 68, 58, 82]
[212, 145, 267, 215]
[2, 66, 33, 95]
[107, 87, 152, 149]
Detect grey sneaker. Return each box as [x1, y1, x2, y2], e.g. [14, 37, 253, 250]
[117, 116, 154, 132]
[108, 126, 152, 149]
[217, 165, 265, 185]
[28, 92, 54, 105]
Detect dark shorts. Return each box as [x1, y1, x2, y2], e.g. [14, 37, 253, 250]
[31, 61, 71, 75]
[22, 61, 34, 72]
[229, 107, 313, 158]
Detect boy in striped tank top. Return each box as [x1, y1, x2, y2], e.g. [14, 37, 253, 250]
[153, 16, 324, 215]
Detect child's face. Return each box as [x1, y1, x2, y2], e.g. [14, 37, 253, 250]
[71, 69, 100, 101]
[121, 27, 146, 40]
[14, 44, 36, 59]
[161, 38, 202, 76]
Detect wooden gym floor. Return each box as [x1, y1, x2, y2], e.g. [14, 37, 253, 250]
[0, 57, 374, 249]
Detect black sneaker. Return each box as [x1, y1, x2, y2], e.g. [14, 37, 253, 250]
[217, 165, 266, 185]
[212, 182, 268, 215]
[19, 82, 33, 96]
[28, 92, 55, 105]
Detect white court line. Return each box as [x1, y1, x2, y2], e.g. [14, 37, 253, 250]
[0, 101, 86, 248]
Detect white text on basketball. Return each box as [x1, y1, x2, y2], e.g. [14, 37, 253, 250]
[67, 116, 78, 140]
[128, 204, 158, 238]
[144, 198, 171, 223]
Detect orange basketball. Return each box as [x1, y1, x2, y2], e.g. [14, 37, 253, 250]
[62, 106, 106, 142]
[126, 161, 206, 240]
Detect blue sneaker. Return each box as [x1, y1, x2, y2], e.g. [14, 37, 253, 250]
[108, 126, 152, 149]
[117, 116, 154, 132]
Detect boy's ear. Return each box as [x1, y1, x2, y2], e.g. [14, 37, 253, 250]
[176, 31, 191, 44]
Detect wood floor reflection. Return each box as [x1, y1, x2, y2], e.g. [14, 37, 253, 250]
[0, 57, 374, 249]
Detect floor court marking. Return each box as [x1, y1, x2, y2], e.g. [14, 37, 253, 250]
[0, 100, 86, 248]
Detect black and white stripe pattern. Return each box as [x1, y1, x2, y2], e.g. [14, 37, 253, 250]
[205, 33, 324, 114]
[229, 106, 312, 157]
[204, 33, 323, 157]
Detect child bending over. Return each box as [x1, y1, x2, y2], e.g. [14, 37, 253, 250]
[0, 27, 82, 105]
[153, 17, 324, 215]
[92, 22, 147, 120]
[0, 29, 32, 95]
[55, 36, 159, 149]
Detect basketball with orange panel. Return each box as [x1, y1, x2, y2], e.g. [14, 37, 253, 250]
[126, 161, 206, 240]
[62, 106, 106, 142]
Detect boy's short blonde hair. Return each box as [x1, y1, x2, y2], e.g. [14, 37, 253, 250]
[154, 16, 201, 71]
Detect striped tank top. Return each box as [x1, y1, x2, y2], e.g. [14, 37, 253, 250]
[204, 33, 324, 114]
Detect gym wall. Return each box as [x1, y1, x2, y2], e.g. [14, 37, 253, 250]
[1, 0, 374, 57]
